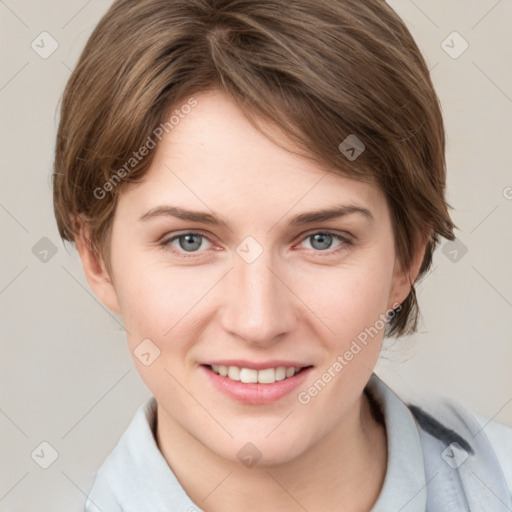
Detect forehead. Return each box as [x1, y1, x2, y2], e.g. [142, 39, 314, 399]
[118, 89, 387, 222]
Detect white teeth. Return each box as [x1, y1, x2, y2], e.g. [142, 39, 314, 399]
[240, 368, 258, 383]
[210, 365, 301, 384]
[227, 366, 241, 381]
[257, 368, 276, 384]
[275, 367, 286, 381]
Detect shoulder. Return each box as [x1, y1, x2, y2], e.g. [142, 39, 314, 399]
[472, 410, 512, 491]
[84, 396, 159, 511]
[84, 396, 200, 511]
[366, 374, 512, 510]
[407, 394, 512, 493]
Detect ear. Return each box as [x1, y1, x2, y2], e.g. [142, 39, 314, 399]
[388, 235, 429, 309]
[74, 224, 121, 315]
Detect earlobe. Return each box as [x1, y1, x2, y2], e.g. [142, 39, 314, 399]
[74, 227, 121, 315]
[388, 237, 428, 309]
[388, 260, 411, 309]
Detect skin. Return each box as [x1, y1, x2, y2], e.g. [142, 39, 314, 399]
[77, 88, 426, 511]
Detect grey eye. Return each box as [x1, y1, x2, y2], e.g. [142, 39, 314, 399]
[308, 233, 334, 251]
[175, 233, 204, 252]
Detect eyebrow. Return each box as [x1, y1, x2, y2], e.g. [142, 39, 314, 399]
[139, 204, 374, 227]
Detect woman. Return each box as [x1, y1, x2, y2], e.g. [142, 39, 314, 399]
[52, 0, 512, 510]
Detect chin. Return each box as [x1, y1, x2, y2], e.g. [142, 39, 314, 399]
[205, 430, 311, 468]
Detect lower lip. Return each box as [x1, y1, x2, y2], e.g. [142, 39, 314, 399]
[201, 365, 313, 405]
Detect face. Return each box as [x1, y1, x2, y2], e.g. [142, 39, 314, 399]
[82, 88, 414, 465]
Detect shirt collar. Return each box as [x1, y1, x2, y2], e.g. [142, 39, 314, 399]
[367, 373, 427, 512]
[86, 396, 200, 511]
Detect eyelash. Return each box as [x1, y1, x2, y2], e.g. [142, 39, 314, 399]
[160, 230, 353, 258]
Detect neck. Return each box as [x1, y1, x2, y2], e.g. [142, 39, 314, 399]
[156, 392, 387, 512]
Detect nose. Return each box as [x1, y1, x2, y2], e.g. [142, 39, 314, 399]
[219, 249, 297, 347]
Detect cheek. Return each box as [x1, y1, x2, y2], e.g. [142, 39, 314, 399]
[297, 257, 394, 342]
[293, 263, 393, 417]
[113, 255, 221, 345]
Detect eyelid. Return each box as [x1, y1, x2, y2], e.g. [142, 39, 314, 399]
[297, 228, 354, 243]
[161, 230, 214, 250]
[294, 229, 353, 255]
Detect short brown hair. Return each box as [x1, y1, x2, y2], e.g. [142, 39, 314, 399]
[52, 0, 456, 336]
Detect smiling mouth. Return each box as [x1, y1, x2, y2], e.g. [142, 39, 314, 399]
[204, 364, 312, 384]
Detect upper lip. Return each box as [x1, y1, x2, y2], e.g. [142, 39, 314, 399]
[201, 360, 312, 370]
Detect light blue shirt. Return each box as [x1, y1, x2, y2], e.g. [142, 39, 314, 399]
[83, 374, 512, 511]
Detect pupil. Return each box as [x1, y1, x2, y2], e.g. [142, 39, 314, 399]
[181, 234, 201, 251]
[313, 233, 331, 250]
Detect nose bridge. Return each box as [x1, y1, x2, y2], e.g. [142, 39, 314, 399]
[221, 247, 295, 344]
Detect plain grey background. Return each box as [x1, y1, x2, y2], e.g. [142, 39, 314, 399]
[1, 1, 511, 510]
